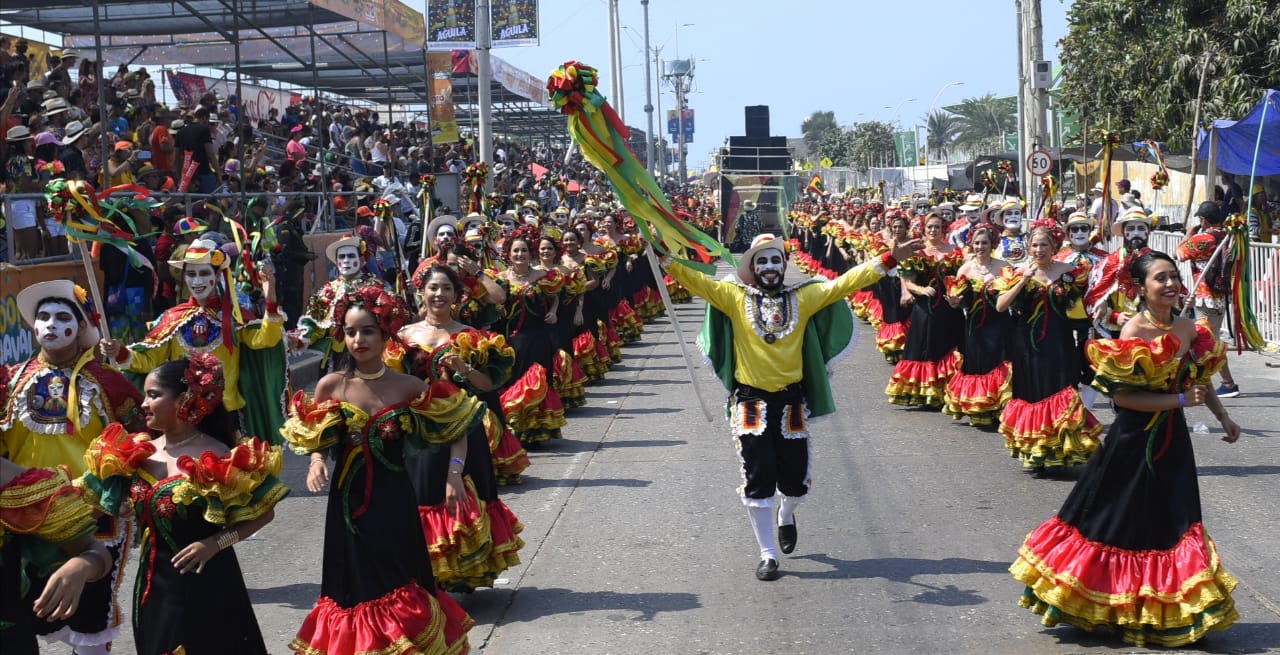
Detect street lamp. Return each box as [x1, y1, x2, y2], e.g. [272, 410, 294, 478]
[925, 81, 963, 163]
[883, 98, 916, 167]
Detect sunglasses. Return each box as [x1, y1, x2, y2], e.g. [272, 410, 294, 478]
[1068, 226, 1091, 233]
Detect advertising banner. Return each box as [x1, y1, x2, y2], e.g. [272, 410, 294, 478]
[167, 71, 302, 122]
[2, 34, 53, 81]
[490, 0, 539, 48]
[427, 0, 478, 50]
[666, 108, 695, 138]
[893, 131, 918, 167]
[427, 52, 460, 144]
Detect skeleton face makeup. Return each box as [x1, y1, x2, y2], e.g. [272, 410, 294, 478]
[335, 246, 362, 278]
[1123, 222, 1150, 250]
[34, 300, 80, 351]
[184, 264, 218, 302]
[752, 249, 786, 291]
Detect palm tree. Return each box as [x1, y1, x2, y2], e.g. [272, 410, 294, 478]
[924, 110, 961, 162]
[949, 94, 1017, 154]
[801, 110, 838, 161]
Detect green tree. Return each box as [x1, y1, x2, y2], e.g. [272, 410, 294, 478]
[817, 127, 857, 166]
[1057, 0, 1280, 148]
[848, 121, 896, 171]
[800, 110, 839, 162]
[924, 110, 961, 161]
[948, 94, 1017, 154]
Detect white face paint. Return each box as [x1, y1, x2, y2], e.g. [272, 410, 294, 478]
[752, 249, 786, 289]
[34, 301, 80, 351]
[500, 220, 517, 234]
[940, 210, 955, 222]
[1123, 223, 1150, 241]
[964, 209, 980, 224]
[524, 214, 540, 226]
[184, 264, 218, 302]
[1002, 210, 1023, 230]
[434, 226, 457, 250]
[335, 246, 362, 278]
[1067, 224, 1092, 247]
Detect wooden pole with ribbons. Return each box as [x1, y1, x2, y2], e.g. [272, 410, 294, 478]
[643, 243, 716, 422]
[75, 242, 112, 338]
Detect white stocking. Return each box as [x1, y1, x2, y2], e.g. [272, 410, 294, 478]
[747, 501, 779, 561]
[73, 645, 111, 655]
[778, 495, 803, 527]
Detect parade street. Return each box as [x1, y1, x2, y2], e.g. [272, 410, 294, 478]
[106, 261, 1280, 655]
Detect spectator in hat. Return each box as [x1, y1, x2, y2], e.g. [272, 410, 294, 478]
[1177, 201, 1240, 397]
[106, 140, 138, 186]
[5, 125, 41, 259]
[58, 119, 93, 179]
[77, 58, 99, 109]
[45, 49, 76, 94]
[1087, 181, 1120, 223]
[19, 78, 44, 116]
[286, 123, 307, 162]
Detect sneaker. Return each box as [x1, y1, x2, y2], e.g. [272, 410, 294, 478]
[1216, 383, 1240, 398]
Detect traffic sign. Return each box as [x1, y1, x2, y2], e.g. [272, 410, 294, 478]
[1027, 149, 1053, 177]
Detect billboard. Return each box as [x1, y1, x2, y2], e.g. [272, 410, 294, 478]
[667, 108, 694, 139]
[167, 71, 302, 122]
[427, 0, 478, 50]
[893, 131, 917, 167]
[491, 0, 539, 48]
[427, 52, 460, 144]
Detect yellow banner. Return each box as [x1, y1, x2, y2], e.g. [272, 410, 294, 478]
[2, 34, 53, 81]
[307, 0, 425, 45]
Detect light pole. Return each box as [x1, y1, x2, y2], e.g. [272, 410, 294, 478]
[926, 81, 964, 163]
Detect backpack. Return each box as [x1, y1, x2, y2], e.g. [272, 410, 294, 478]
[1201, 233, 1236, 296]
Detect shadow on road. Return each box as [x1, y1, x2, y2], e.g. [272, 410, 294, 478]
[1033, 619, 1280, 653]
[249, 582, 321, 609]
[786, 554, 1010, 606]
[601, 439, 688, 449]
[499, 586, 701, 622]
[500, 477, 653, 495]
[1198, 465, 1280, 477]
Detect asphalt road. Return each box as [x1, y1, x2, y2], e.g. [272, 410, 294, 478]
[80, 261, 1280, 654]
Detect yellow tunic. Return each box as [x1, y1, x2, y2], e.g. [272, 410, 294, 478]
[666, 256, 890, 391]
[120, 307, 283, 412]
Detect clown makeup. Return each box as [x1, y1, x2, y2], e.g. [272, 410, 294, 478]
[940, 209, 955, 222]
[434, 226, 457, 250]
[964, 209, 981, 224]
[752, 249, 786, 290]
[1068, 223, 1092, 247]
[184, 264, 218, 302]
[335, 246, 362, 278]
[1123, 222, 1150, 250]
[500, 218, 517, 234]
[33, 300, 80, 352]
[1002, 209, 1023, 231]
[524, 214, 540, 226]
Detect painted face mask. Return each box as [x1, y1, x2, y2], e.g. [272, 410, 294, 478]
[335, 246, 362, 277]
[964, 210, 980, 224]
[1123, 223, 1150, 250]
[184, 264, 219, 302]
[940, 210, 955, 222]
[500, 219, 517, 234]
[34, 300, 79, 351]
[752, 250, 786, 290]
[1002, 210, 1023, 230]
[434, 226, 457, 250]
[1068, 224, 1092, 247]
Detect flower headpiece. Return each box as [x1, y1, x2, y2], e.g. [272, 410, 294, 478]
[967, 223, 1000, 246]
[331, 284, 413, 340]
[1028, 217, 1065, 248]
[176, 352, 225, 425]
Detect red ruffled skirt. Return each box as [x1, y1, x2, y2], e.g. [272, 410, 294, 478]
[418, 478, 525, 592]
[610, 299, 643, 343]
[999, 386, 1102, 469]
[632, 286, 664, 320]
[482, 409, 528, 485]
[875, 320, 910, 364]
[597, 319, 623, 362]
[943, 361, 1013, 427]
[500, 363, 566, 444]
[850, 288, 875, 322]
[885, 350, 961, 408]
[290, 583, 472, 655]
[664, 275, 692, 304]
[552, 349, 587, 409]
[1011, 517, 1238, 647]
[572, 330, 610, 381]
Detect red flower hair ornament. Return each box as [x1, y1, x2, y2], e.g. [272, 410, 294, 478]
[176, 352, 226, 425]
[331, 284, 413, 340]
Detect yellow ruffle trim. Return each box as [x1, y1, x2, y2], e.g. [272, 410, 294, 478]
[280, 392, 344, 455]
[0, 466, 97, 544]
[169, 438, 288, 526]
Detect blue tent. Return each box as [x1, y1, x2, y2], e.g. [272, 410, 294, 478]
[1196, 89, 1280, 175]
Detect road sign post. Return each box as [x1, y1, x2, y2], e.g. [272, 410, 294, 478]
[1027, 148, 1053, 177]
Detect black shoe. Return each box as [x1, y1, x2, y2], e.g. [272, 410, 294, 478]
[778, 520, 797, 555]
[756, 558, 780, 581]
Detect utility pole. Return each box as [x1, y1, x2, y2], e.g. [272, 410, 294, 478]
[665, 59, 693, 185]
[1028, 0, 1048, 214]
[642, 0, 655, 175]
[607, 0, 624, 124]
[1015, 0, 1028, 206]
[477, 0, 493, 190]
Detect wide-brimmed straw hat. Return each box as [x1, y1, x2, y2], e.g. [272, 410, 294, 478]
[737, 234, 787, 286]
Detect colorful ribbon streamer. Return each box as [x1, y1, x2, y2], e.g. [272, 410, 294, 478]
[547, 61, 730, 272]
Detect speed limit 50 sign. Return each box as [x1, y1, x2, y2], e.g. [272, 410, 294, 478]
[1027, 149, 1053, 177]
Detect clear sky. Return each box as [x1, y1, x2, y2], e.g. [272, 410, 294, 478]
[411, 0, 1072, 170]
